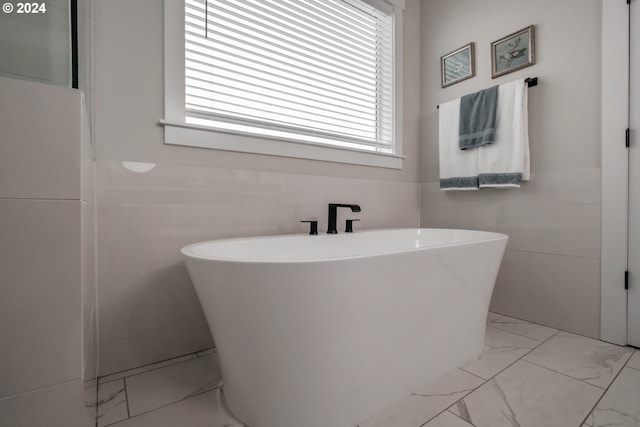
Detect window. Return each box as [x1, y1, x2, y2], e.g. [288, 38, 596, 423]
[162, 0, 404, 168]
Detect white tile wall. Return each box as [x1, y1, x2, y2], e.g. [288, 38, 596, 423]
[92, 0, 422, 375]
[0, 379, 84, 427]
[419, 0, 603, 340]
[0, 199, 83, 398]
[82, 199, 98, 380]
[0, 78, 82, 199]
[421, 169, 602, 338]
[96, 159, 420, 375]
[81, 94, 98, 381]
[0, 78, 96, 425]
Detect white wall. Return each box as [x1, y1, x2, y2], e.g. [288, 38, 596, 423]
[0, 77, 96, 426]
[420, 0, 602, 338]
[93, 0, 422, 375]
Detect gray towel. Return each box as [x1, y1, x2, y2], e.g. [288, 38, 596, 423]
[458, 85, 499, 150]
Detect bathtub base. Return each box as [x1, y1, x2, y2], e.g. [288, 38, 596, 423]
[183, 229, 507, 427]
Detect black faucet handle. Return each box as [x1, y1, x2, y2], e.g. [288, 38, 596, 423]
[345, 219, 360, 233]
[300, 220, 318, 235]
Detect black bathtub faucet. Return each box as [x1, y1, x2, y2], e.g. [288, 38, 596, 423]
[327, 203, 361, 234]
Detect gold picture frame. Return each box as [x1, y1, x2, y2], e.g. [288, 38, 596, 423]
[440, 42, 475, 88]
[491, 25, 535, 79]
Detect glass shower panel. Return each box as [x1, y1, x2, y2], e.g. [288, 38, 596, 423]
[0, 0, 73, 87]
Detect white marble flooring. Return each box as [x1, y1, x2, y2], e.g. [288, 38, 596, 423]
[88, 314, 640, 427]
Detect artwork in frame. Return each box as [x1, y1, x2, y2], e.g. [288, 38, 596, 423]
[491, 25, 535, 78]
[440, 43, 475, 88]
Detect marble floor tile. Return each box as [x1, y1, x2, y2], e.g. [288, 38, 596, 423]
[486, 312, 503, 323]
[523, 331, 634, 388]
[451, 360, 603, 427]
[126, 354, 222, 417]
[98, 353, 198, 385]
[91, 320, 639, 427]
[583, 413, 593, 426]
[423, 411, 474, 427]
[84, 381, 97, 427]
[489, 315, 558, 342]
[359, 369, 483, 427]
[109, 390, 239, 427]
[588, 367, 640, 426]
[96, 379, 128, 427]
[626, 350, 640, 371]
[461, 325, 540, 380]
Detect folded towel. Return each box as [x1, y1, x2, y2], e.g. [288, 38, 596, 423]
[478, 79, 530, 188]
[459, 85, 499, 150]
[439, 98, 480, 190]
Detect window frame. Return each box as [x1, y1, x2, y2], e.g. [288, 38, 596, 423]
[161, 0, 405, 169]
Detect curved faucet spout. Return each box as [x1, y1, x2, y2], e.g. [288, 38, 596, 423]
[327, 203, 361, 233]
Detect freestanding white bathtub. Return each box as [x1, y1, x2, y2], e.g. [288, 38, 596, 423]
[182, 228, 508, 427]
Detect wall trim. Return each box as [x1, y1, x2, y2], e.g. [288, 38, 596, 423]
[601, 0, 629, 345]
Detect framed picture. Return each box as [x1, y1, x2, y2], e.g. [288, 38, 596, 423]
[440, 43, 475, 88]
[491, 25, 535, 78]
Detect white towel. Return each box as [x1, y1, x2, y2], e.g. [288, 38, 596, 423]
[438, 98, 479, 191]
[477, 79, 530, 188]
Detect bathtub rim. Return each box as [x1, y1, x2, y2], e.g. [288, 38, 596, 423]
[180, 227, 508, 264]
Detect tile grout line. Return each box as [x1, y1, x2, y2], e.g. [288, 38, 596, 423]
[196, 348, 217, 357]
[487, 314, 504, 323]
[108, 388, 222, 426]
[100, 353, 223, 425]
[488, 312, 561, 333]
[461, 329, 634, 427]
[418, 329, 562, 427]
[98, 350, 213, 385]
[99, 380, 129, 427]
[459, 368, 488, 383]
[482, 329, 633, 426]
[0, 377, 81, 401]
[447, 408, 476, 427]
[123, 377, 131, 420]
[626, 364, 640, 373]
[417, 386, 480, 427]
[98, 349, 215, 383]
[578, 351, 636, 427]
[441, 329, 564, 427]
[442, 328, 637, 427]
[519, 359, 610, 390]
[548, 336, 633, 381]
[93, 381, 99, 427]
[487, 322, 558, 342]
[460, 328, 561, 383]
[520, 349, 635, 391]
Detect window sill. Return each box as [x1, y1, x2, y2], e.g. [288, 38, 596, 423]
[160, 120, 404, 169]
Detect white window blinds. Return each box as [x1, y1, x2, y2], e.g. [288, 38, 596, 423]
[184, 0, 395, 153]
